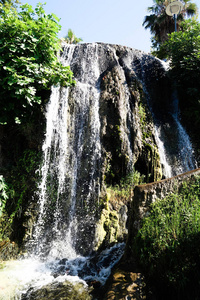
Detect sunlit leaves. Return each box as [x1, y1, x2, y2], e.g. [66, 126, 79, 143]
[0, 3, 75, 124]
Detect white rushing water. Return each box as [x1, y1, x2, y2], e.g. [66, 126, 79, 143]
[30, 43, 103, 260]
[154, 125, 172, 178]
[0, 44, 125, 299]
[153, 95, 197, 177]
[122, 51, 197, 178]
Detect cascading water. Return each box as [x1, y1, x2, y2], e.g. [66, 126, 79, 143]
[32, 86, 77, 259]
[121, 50, 197, 177]
[30, 44, 104, 260]
[0, 43, 198, 299]
[152, 87, 197, 177]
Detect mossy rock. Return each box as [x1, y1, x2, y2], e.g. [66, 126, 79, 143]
[0, 240, 19, 261]
[21, 280, 92, 300]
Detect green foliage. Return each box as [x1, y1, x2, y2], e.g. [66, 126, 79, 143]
[0, 175, 14, 241]
[0, 0, 20, 13]
[0, 0, 19, 5]
[120, 170, 145, 188]
[143, 0, 198, 51]
[0, 175, 9, 218]
[158, 19, 200, 137]
[0, 175, 15, 217]
[64, 28, 83, 44]
[107, 170, 145, 200]
[0, 3, 75, 124]
[7, 149, 41, 221]
[134, 176, 200, 298]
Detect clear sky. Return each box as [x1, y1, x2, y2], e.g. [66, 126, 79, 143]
[22, 0, 200, 53]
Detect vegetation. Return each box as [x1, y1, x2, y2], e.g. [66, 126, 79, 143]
[157, 19, 200, 150]
[106, 169, 145, 202]
[0, 3, 75, 246]
[0, 150, 41, 243]
[0, 3, 75, 125]
[64, 28, 83, 44]
[0, 176, 10, 218]
[134, 176, 200, 299]
[0, 175, 14, 241]
[0, 0, 20, 12]
[143, 0, 198, 50]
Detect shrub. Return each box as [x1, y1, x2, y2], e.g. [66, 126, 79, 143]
[134, 176, 200, 299]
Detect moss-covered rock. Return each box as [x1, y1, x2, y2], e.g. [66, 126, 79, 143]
[21, 280, 92, 300]
[0, 240, 19, 261]
[94, 188, 129, 250]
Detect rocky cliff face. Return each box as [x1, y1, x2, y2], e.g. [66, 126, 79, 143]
[61, 43, 166, 188]
[41, 42, 169, 254]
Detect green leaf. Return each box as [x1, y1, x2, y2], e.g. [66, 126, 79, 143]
[0, 2, 75, 124]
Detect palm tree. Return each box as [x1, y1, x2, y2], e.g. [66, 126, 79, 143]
[64, 29, 83, 44]
[143, 0, 198, 46]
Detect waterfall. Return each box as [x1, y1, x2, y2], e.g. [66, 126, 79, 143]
[1, 43, 198, 299]
[32, 86, 77, 259]
[152, 85, 197, 177]
[154, 125, 172, 178]
[29, 42, 196, 283]
[30, 44, 103, 259]
[121, 50, 197, 177]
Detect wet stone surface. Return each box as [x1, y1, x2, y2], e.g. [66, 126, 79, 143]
[21, 280, 92, 300]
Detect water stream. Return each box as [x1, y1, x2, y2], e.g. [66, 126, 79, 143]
[122, 51, 196, 177]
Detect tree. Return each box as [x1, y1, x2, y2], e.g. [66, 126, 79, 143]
[0, 0, 20, 5]
[143, 0, 198, 49]
[64, 28, 83, 44]
[0, 0, 20, 13]
[0, 3, 75, 124]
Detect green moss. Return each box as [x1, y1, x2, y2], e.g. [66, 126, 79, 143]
[0, 149, 42, 246]
[0, 262, 5, 269]
[95, 200, 120, 250]
[137, 100, 162, 182]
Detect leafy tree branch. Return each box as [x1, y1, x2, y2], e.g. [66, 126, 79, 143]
[0, 3, 75, 125]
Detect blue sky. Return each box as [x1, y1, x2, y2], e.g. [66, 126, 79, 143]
[22, 0, 200, 53]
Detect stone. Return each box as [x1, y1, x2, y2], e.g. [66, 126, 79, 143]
[21, 280, 92, 300]
[0, 241, 19, 261]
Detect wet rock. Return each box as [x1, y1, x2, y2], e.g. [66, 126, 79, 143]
[0, 240, 19, 261]
[86, 279, 102, 289]
[95, 265, 146, 300]
[58, 258, 68, 265]
[21, 280, 92, 300]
